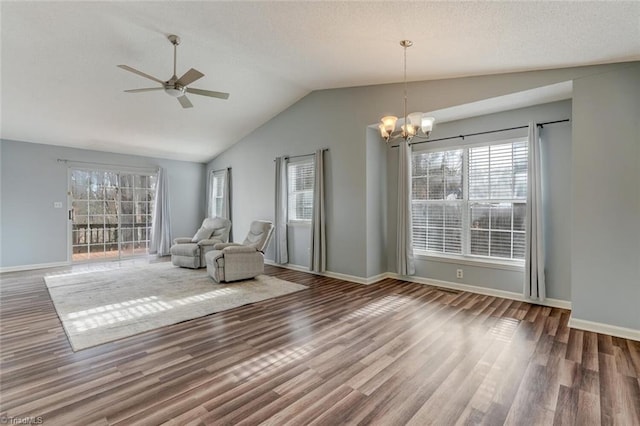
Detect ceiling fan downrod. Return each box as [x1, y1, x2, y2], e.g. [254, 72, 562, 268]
[168, 34, 180, 80]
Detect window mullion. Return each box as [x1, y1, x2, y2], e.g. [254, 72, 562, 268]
[463, 147, 470, 256]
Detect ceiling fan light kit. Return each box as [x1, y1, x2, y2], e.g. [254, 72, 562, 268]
[118, 34, 229, 108]
[379, 40, 435, 144]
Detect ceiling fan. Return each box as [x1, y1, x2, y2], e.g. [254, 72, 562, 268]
[118, 34, 229, 108]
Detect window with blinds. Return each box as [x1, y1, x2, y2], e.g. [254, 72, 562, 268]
[287, 159, 314, 222]
[210, 170, 225, 217]
[411, 139, 528, 261]
[412, 149, 464, 254]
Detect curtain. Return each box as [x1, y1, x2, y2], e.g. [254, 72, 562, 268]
[525, 122, 546, 301]
[310, 149, 326, 272]
[397, 140, 415, 275]
[207, 171, 214, 217]
[221, 169, 231, 219]
[149, 167, 172, 256]
[221, 168, 232, 240]
[274, 157, 289, 264]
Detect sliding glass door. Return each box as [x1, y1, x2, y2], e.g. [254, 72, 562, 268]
[70, 169, 156, 262]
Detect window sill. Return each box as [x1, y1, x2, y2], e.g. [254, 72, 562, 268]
[414, 251, 524, 271]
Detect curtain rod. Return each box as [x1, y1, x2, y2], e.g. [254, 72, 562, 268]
[392, 118, 570, 148]
[273, 148, 329, 162]
[210, 167, 231, 174]
[57, 158, 160, 172]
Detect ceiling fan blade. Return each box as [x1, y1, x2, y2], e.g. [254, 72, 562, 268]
[177, 95, 193, 108]
[117, 65, 164, 84]
[124, 88, 164, 93]
[176, 68, 204, 86]
[186, 87, 230, 100]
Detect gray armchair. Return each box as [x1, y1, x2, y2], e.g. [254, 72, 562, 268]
[170, 217, 232, 269]
[205, 220, 274, 282]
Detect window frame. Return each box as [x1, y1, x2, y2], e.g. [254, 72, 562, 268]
[210, 170, 226, 218]
[411, 136, 527, 268]
[287, 157, 315, 224]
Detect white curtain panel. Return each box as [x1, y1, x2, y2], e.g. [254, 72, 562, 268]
[206, 171, 216, 218]
[221, 168, 232, 241]
[221, 168, 231, 219]
[149, 167, 172, 256]
[397, 141, 416, 275]
[274, 157, 289, 264]
[525, 122, 546, 301]
[310, 149, 326, 272]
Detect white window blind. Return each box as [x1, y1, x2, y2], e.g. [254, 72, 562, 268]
[210, 170, 225, 217]
[411, 139, 528, 261]
[412, 149, 464, 254]
[287, 159, 314, 222]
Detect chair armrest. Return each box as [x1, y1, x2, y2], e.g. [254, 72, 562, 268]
[198, 238, 223, 247]
[222, 245, 259, 254]
[173, 237, 193, 244]
[214, 242, 242, 250]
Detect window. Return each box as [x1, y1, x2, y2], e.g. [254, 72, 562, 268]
[411, 139, 528, 261]
[209, 170, 226, 217]
[287, 159, 314, 222]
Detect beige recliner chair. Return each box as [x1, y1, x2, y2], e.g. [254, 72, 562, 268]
[170, 217, 232, 269]
[205, 220, 274, 283]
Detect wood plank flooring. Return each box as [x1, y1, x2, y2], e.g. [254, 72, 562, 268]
[1, 261, 639, 425]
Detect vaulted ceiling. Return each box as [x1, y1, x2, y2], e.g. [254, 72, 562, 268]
[2, 1, 639, 162]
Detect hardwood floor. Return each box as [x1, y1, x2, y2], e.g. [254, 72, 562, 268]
[1, 261, 639, 425]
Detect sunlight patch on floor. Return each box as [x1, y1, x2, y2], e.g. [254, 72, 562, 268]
[231, 345, 312, 380]
[342, 295, 412, 321]
[68, 287, 238, 333]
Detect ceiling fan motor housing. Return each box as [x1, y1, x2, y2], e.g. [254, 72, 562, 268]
[164, 83, 185, 97]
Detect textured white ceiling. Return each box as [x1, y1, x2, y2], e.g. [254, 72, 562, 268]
[2, 2, 639, 163]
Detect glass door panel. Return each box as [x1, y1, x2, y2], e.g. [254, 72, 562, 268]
[70, 169, 155, 262]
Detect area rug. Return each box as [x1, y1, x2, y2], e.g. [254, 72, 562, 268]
[44, 262, 307, 351]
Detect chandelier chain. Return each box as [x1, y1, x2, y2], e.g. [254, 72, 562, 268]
[403, 44, 408, 133]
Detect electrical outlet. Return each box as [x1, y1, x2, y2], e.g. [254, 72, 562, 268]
[53, 202, 63, 208]
[456, 269, 463, 279]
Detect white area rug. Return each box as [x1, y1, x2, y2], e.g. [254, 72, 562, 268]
[44, 262, 307, 351]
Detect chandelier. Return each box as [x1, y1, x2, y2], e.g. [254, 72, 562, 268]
[379, 40, 435, 143]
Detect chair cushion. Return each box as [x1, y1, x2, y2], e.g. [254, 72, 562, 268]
[242, 221, 274, 251]
[191, 227, 214, 243]
[202, 217, 232, 243]
[170, 243, 200, 257]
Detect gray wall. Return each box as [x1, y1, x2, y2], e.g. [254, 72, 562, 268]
[366, 127, 388, 277]
[0, 139, 206, 268]
[208, 63, 624, 279]
[209, 61, 637, 330]
[571, 64, 640, 330]
[385, 100, 573, 301]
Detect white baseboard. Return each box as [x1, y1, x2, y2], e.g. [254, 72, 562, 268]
[568, 316, 640, 342]
[0, 261, 71, 274]
[385, 272, 572, 310]
[264, 262, 572, 309]
[264, 261, 385, 285]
